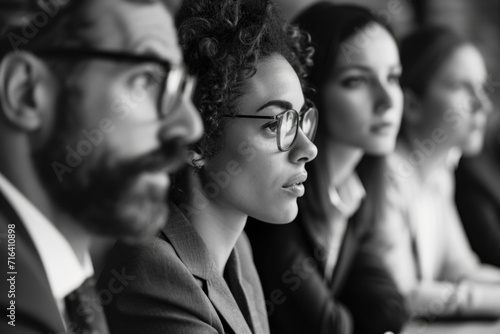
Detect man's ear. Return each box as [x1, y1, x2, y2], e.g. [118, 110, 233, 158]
[403, 88, 423, 126]
[186, 149, 205, 169]
[0, 52, 57, 131]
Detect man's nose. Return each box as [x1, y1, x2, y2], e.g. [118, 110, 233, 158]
[158, 95, 204, 144]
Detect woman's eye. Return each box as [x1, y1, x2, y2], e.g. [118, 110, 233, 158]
[263, 121, 278, 133]
[341, 76, 367, 88]
[131, 71, 160, 90]
[446, 80, 466, 91]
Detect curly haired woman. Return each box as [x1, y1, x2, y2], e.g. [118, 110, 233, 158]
[97, 0, 317, 333]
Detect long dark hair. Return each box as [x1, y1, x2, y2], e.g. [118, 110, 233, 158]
[293, 2, 396, 234]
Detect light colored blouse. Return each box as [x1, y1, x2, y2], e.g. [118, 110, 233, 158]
[377, 143, 500, 318]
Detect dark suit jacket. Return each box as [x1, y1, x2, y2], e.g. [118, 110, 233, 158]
[0, 190, 67, 334]
[246, 203, 408, 334]
[98, 203, 270, 334]
[456, 133, 500, 267]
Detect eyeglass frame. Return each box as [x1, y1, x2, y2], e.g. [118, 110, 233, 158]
[222, 105, 318, 152]
[31, 48, 196, 121]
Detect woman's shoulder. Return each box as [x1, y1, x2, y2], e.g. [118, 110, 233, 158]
[98, 234, 192, 287]
[97, 233, 222, 333]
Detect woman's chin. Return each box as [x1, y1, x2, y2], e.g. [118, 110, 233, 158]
[365, 141, 397, 156]
[251, 203, 298, 225]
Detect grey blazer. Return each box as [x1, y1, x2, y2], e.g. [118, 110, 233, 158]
[98, 203, 270, 334]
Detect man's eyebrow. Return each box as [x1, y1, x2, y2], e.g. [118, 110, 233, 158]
[256, 100, 293, 112]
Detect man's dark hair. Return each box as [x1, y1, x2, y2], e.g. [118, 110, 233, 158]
[0, 0, 178, 59]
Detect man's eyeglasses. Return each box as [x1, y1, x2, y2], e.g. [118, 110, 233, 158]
[33, 48, 195, 120]
[223, 104, 318, 152]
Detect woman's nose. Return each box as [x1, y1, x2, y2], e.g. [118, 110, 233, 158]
[472, 87, 493, 115]
[373, 80, 394, 114]
[289, 129, 318, 163]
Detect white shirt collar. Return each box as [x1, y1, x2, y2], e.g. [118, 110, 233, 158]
[0, 173, 93, 304]
[328, 172, 366, 217]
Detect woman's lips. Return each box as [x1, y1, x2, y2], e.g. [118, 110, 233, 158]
[282, 182, 305, 197]
[282, 172, 307, 197]
[370, 122, 396, 135]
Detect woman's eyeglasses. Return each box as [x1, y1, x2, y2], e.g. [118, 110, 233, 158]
[223, 104, 318, 152]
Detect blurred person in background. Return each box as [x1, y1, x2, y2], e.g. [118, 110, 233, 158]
[98, 0, 317, 333]
[0, 0, 202, 333]
[247, 3, 408, 334]
[378, 25, 500, 319]
[456, 116, 500, 268]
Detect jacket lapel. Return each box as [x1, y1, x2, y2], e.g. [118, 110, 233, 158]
[237, 244, 270, 334]
[162, 204, 252, 334]
[299, 208, 331, 277]
[0, 190, 66, 334]
[207, 275, 253, 334]
[299, 204, 359, 296]
[329, 224, 356, 295]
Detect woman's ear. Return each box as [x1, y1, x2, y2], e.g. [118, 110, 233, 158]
[0, 52, 57, 131]
[186, 149, 205, 169]
[403, 88, 423, 126]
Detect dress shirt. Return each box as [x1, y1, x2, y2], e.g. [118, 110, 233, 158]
[0, 173, 93, 327]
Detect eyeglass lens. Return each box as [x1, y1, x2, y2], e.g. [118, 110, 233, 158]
[301, 108, 318, 141]
[279, 108, 318, 151]
[279, 110, 299, 151]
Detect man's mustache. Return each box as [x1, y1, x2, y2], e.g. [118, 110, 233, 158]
[117, 139, 189, 179]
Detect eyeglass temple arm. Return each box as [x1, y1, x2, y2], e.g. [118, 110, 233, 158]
[222, 108, 313, 120]
[222, 115, 276, 120]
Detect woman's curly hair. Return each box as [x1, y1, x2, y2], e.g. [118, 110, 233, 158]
[176, 0, 313, 160]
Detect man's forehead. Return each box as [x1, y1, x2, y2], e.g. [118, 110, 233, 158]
[84, 0, 182, 63]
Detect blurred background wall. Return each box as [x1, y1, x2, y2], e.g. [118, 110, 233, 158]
[273, 0, 500, 128]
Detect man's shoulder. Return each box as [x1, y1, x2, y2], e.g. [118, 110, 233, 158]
[0, 212, 64, 333]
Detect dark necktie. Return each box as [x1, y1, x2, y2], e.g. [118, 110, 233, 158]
[64, 277, 109, 334]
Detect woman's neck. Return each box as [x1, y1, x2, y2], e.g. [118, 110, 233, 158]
[326, 140, 364, 187]
[184, 172, 248, 275]
[402, 128, 457, 180]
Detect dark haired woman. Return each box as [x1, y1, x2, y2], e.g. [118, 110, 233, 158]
[246, 3, 407, 334]
[97, 0, 317, 333]
[378, 26, 500, 318]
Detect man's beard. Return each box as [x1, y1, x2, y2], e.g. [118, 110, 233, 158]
[32, 83, 185, 240]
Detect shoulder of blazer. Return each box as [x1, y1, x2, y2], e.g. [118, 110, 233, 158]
[0, 193, 65, 334]
[160, 202, 216, 280]
[159, 203, 255, 334]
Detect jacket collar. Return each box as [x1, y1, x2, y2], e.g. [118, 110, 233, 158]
[301, 173, 364, 255]
[161, 203, 253, 334]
